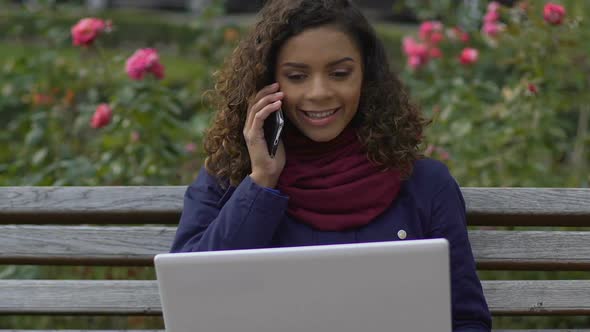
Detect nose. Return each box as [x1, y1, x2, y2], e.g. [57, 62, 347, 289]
[305, 75, 333, 102]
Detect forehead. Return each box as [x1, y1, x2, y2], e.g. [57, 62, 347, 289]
[277, 25, 361, 65]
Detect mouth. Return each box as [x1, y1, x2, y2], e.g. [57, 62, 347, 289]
[297, 107, 341, 126]
[300, 107, 340, 119]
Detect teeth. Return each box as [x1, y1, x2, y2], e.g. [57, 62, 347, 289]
[305, 109, 337, 119]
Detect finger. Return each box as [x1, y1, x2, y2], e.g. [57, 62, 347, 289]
[253, 82, 280, 102]
[246, 91, 283, 131]
[244, 101, 280, 147]
[247, 83, 279, 125]
[250, 100, 282, 135]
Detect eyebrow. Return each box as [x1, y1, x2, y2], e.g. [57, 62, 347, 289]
[281, 57, 355, 69]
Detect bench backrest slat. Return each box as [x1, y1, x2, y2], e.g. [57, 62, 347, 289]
[2, 226, 590, 270]
[1, 280, 589, 316]
[2, 187, 590, 226]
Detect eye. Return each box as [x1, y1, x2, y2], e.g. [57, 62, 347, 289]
[286, 73, 306, 81]
[331, 70, 351, 79]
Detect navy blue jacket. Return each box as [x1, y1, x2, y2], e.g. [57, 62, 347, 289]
[171, 158, 492, 331]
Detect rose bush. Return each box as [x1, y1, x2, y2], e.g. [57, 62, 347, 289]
[399, 0, 590, 188]
[398, 1, 589, 328]
[0, 1, 237, 186]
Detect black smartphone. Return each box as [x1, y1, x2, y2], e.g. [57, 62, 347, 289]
[263, 108, 285, 158]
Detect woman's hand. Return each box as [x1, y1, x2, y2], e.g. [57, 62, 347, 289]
[244, 82, 286, 188]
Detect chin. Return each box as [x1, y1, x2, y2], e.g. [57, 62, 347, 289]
[301, 128, 342, 142]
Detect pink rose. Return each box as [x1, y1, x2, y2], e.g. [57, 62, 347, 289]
[459, 48, 479, 65]
[90, 103, 112, 129]
[185, 143, 197, 153]
[451, 27, 470, 43]
[528, 83, 539, 94]
[424, 145, 450, 160]
[544, 3, 566, 25]
[407, 56, 427, 70]
[419, 21, 444, 44]
[436, 147, 450, 161]
[402, 37, 429, 69]
[125, 48, 165, 80]
[71, 18, 107, 46]
[484, 10, 500, 23]
[32, 93, 53, 106]
[482, 1, 503, 37]
[130, 131, 140, 143]
[429, 47, 443, 59]
[487, 1, 501, 13]
[429, 31, 444, 44]
[403, 37, 427, 56]
[482, 22, 503, 37]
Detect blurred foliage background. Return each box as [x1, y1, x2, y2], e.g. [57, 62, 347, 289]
[0, 0, 588, 329]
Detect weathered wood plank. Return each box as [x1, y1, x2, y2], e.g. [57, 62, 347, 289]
[469, 230, 590, 270]
[484, 280, 590, 315]
[0, 280, 160, 315]
[462, 188, 590, 226]
[0, 280, 589, 315]
[0, 187, 183, 224]
[0, 226, 176, 265]
[1, 226, 590, 270]
[1, 187, 590, 225]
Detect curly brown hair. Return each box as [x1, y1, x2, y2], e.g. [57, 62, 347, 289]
[204, 0, 428, 186]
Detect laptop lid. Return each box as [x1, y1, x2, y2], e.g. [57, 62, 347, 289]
[155, 239, 451, 332]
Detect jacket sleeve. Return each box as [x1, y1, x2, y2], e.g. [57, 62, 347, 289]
[428, 177, 492, 332]
[170, 167, 289, 252]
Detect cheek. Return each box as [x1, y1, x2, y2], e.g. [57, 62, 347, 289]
[276, 85, 301, 109]
[278, 91, 299, 120]
[341, 84, 362, 105]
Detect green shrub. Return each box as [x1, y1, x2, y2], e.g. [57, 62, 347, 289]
[0, 7, 221, 51]
[399, 0, 590, 187]
[0, 3, 238, 186]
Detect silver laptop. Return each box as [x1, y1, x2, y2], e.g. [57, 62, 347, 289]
[155, 239, 451, 332]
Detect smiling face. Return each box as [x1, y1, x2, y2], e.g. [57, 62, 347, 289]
[275, 25, 363, 142]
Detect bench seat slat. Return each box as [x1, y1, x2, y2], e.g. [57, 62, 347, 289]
[1, 187, 590, 226]
[2, 226, 590, 270]
[0, 280, 589, 316]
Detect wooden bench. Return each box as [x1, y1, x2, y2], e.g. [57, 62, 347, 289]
[1, 186, 590, 331]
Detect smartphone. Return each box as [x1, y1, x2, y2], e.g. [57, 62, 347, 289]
[263, 108, 285, 158]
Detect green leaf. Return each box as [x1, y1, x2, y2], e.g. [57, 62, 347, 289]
[31, 148, 48, 166]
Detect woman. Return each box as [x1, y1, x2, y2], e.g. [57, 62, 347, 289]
[171, 0, 491, 330]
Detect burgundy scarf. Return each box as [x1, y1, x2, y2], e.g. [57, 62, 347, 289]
[277, 124, 402, 231]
